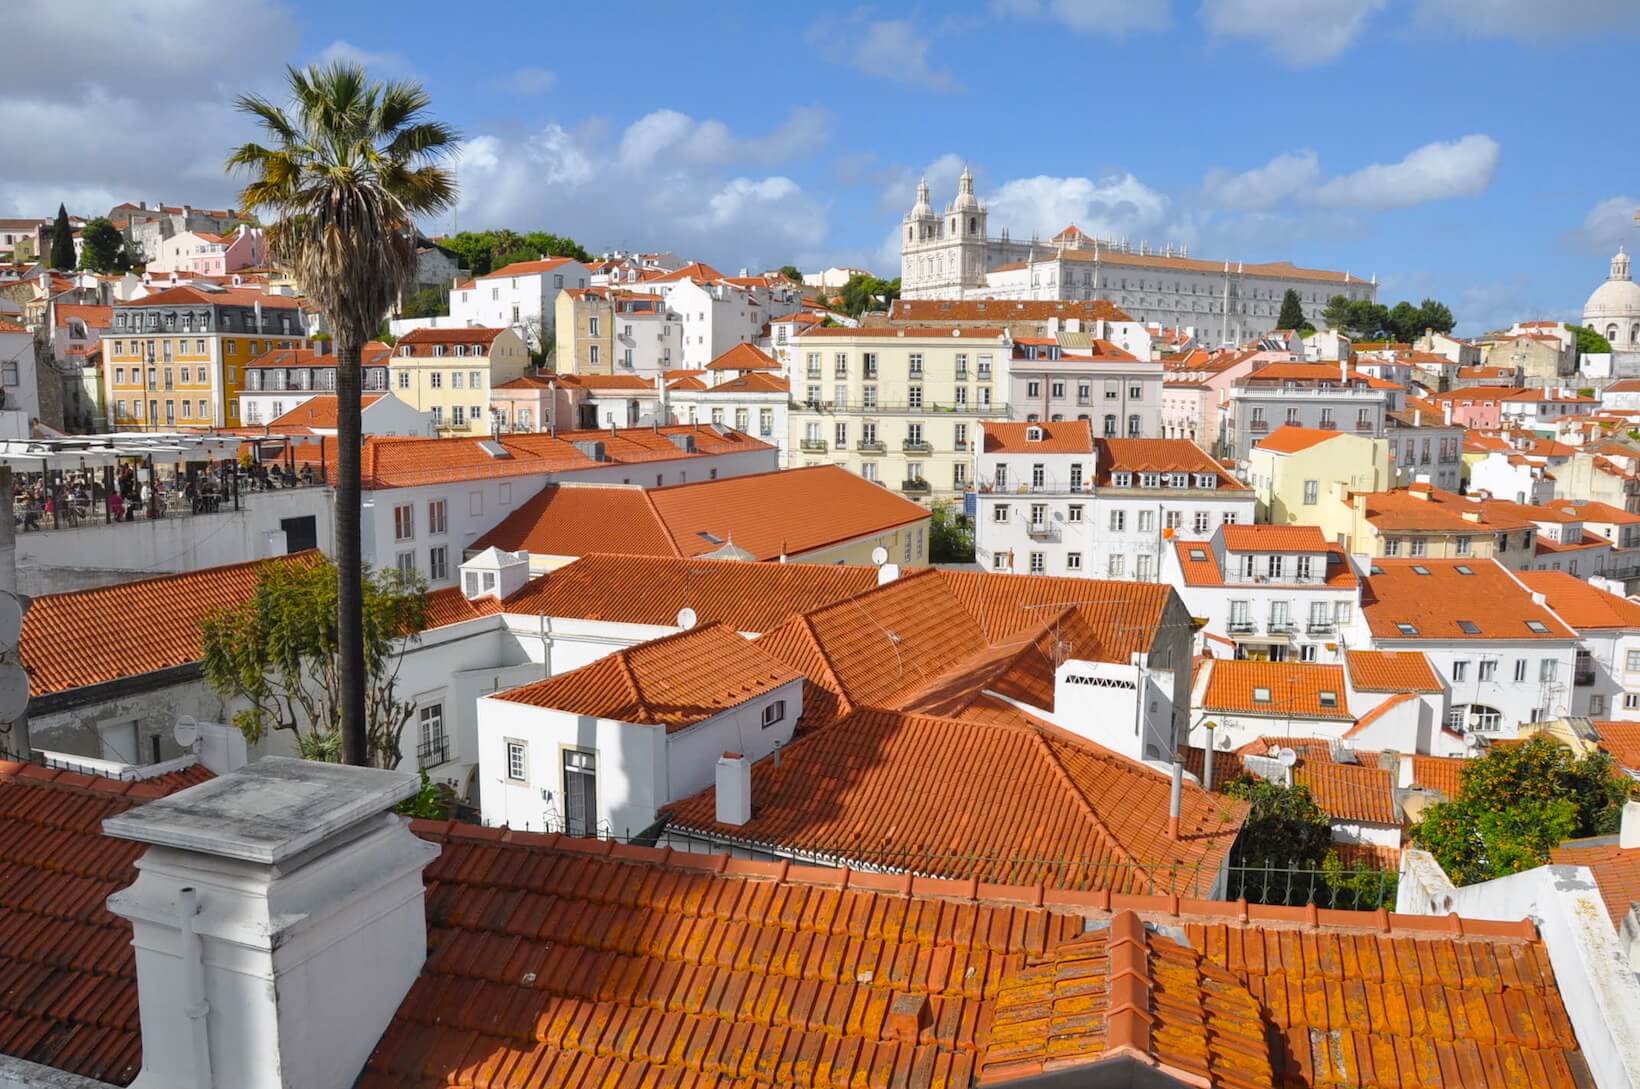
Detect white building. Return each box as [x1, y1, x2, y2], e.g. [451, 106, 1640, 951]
[973, 421, 1253, 579]
[666, 372, 789, 461]
[1163, 523, 1360, 664]
[447, 256, 592, 352]
[1347, 558, 1581, 737]
[647, 275, 801, 370]
[899, 168, 1375, 343]
[1227, 362, 1395, 462]
[1519, 571, 1640, 721]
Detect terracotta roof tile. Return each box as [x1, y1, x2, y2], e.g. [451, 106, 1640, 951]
[119, 285, 300, 310]
[1202, 661, 1352, 720]
[1593, 720, 1640, 773]
[1221, 524, 1329, 553]
[492, 623, 800, 730]
[698, 370, 788, 394]
[981, 420, 1094, 454]
[241, 342, 392, 369]
[1344, 650, 1444, 693]
[1408, 754, 1467, 798]
[476, 257, 579, 279]
[21, 553, 322, 696]
[1253, 425, 1347, 454]
[1549, 839, 1640, 926]
[472, 467, 927, 561]
[267, 394, 386, 429]
[1095, 438, 1246, 489]
[702, 342, 778, 371]
[0, 762, 210, 1084]
[1517, 570, 1640, 629]
[665, 708, 1246, 894]
[889, 298, 1133, 324]
[1362, 558, 1578, 641]
[1293, 760, 1399, 825]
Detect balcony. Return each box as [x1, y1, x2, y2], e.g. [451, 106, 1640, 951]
[799, 439, 828, 453]
[1574, 667, 1597, 687]
[954, 440, 969, 451]
[900, 479, 931, 495]
[1227, 620, 1256, 635]
[902, 440, 933, 454]
[1249, 420, 1269, 433]
[1266, 620, 1296, 634]
[1306, 621, 1335, 635]
[1317, 421, 1337, 430]
[1026, 521, 1059, 540]
[857, 440, 886, 454]
[417, 735, 449, 769]
[1354, 421, 1374, 431]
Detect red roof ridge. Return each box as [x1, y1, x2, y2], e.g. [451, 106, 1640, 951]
[1027, 728, 1156, 886]
[1344, 691, 1418, 738]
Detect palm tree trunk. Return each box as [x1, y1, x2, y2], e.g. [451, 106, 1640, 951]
[335, 339, 367, 765]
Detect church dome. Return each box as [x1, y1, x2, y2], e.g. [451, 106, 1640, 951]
[1584, 248, 1640, 349]
[909, 177, 934, 220]
[951, 165, 981, 212]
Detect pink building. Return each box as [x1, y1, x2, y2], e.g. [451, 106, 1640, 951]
[147, 224, 265, 276]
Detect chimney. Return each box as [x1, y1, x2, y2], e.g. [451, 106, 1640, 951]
[104, 759, 436, 1089]
[1202, 723, 1216, 791]
[1621, 800, 1640, 849]
[715, 751, 751, 825]
[1167, 761, 1183, 840]
[1340, 356, 1348, 382]
[877, 561, 901, 586]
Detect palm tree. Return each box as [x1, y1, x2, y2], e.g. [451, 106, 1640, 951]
[228, 63, 457, 766]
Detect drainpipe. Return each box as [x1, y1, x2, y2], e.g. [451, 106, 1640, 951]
[178, 887, 213, 1089]
[1202, 723, 1216, 792]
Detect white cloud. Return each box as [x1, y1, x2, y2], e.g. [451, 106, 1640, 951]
[0, 0, 298, 218]
[492, 67, 558, 95]
[1310, 134, 1499, 209]
[1201, 151, 1321, 211]
[1413, 0, 1640, 38]
[1563, 195, 1640, 256]
[453, 111, 833, 272]
[809, 14, 960, 92]
[992, 0, 1172, 34]
[877, 153, 967, 212]
[313, 40, 417, 78]
[987, 173, 1172, 240]
[1201, 0, 1384, 64]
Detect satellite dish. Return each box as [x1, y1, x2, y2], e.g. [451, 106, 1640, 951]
[871, 546, 889, 565]
[0, 661, 28, 723]
[0, 591, 23, 650]
[174, 715, 199, 748]
[1276, 747, 1299, 768]
[675, 607, 698, 630]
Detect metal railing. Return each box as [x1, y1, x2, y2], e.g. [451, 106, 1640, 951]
[799, 439, 828, 452]
[902, 440, 933, 453]
[417, 735, 449, 769]
[901, 479, 931, 495]
[857, 440, 886, 454]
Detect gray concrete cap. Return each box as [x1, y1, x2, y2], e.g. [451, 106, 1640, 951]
[102, 756, 420, 864]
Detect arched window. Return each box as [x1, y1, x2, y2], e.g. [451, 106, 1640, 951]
[969, 216, 977, 234]
[907, 227, 912, 240]
[1630, 323, 1638, 344]
[1608, 324, 1619, 341]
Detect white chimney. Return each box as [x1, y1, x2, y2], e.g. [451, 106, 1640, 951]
[877, 561, 900, 586]
[105, 758, 436, 1089]
[1621, 800, 1640, 849]
[715, 751, 751, 825]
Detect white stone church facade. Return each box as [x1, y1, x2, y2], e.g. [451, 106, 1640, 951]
[900, 168, 1377, 346]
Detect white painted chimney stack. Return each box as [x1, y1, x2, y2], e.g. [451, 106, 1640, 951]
[715, 751, 751, 825]
[1621, 799, 1640, 849]
[105, 758, 437, 1089]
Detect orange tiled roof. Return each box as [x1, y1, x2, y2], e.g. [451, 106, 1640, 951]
[1173, 541, 1357, 589]
[243, 342, 391, 370]
[1253, 425, 1346, 454]
[491, 622, 800, 730]
[981, 419, 1094, 454]
[666, 707, 1246, 893]
[1361, 558, 1579, 641]
[1202, 661, 1352, 721]
[1594, 720, 1640, 772]
[1220, 524, 1328, 553]
[1516, 570, 1640, 629]
[1294, 759, 1399, 825]
[1095, 438, 1246, 489]
[267, 394, 385, 429]
[703, 342, 778, 371]
[1358, 486, 1536, 533]
[119, 284, 299, 309]
[0, 761, 212, 1083]
[1550, 838, 1640, 926]
[472, 466, 928, 562]
[977, 910, 1272, 1085]
[21, 553, 322, 696]
[1344, 650, 1444, 693]
[394, 326, 506, 354]
[700, 370, 788, 394]
[1408, 754, 1467, 798]
[476, 256, 579, 279]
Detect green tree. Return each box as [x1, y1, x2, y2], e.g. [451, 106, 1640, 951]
[399, 284, 450, 319]
[1276, 289, 1306, 331]
[48, 203, 75, 270]
[1411, 736, 1631, 884]
[1569, 324, 1613, 355]
[76, 217, 132, 273]
[1320, 294, 1355, 334]
[1222, 775, 1334, 905]
[1386, 300, 1423, 343]
[229, 61, 458, 766]
[1416, 297, 1456, 335]
[436, 228, 591, 276]
[928, 501, 974, 563]
[839, 273, 900, 318]
[777, 265, 804, 283]
[199, 557, 430, 768]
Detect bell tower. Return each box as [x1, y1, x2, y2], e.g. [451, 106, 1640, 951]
[949, 166, 987, 293]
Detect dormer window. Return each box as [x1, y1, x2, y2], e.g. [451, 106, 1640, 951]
[1194, 473, 1216, 488]
[1169, 473, 1188, 488]
[400, 346, 411, 357]
[1026, 425, 1043, 442]
[433, 345, 445, 357]
[1113, 471, 1133, 487]
[1140, 472, 1159, 488]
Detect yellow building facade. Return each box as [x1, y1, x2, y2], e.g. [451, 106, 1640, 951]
[389, 326, 529, 435]
[1247, 426, 1391, 529]
[104, 286, 307, 430]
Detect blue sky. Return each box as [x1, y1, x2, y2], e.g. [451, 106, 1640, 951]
[9, 0, 1640, 333]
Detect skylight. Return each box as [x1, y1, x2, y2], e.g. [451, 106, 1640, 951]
[1526, 620, 1550, 633]
[1252, 687, 1272, 703]
[1188, 548, 1207, 561]
[1318, 691, 1338, 707]
[1411, 565, 1430, 575]
[1457, 620, 1481, 634]
[1396, 622, 1419, 635]
[697, 531, 723, 544]
[1455, 565, 1474, 575]
[1370, 565, 1384, 575]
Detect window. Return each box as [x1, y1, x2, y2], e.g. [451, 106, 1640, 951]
[1626, 649, 1640, 673]
[993, 503, 1010, 524]
[505, 740, 528, 782]
[1253, 687, 1272, 703]
[1303, 480, 1318, 505]
[1513, 659, 1528, 682]
[1267, 554, 1283, 579]
[908, 386, 922, 409]
[393, 504, 414, 540]
[562, 750, 597, 836]
[1455, 536, 1471, 556]
[761, 699, 786, 728]
[1193, 511, 1209, 534]
[395, 550, 415, 578]
[1137, 510, 1154, 532]
[1029, 552, 1045, 574]
[1384, 538, 1401, 557]
[1066, 552, 1082, 570]
[1591, 694, 1608, 716]
[452, 405, 466, 427]
[418, 704, 447, 768]
[1067, 505, 1083, 523]
[1452, 661, 1470, 682]
[1479, 660, 1496, 681]
[397, 370, 410, 389]
[1027, 380, 1041, 398]
[1409, 538, 1427, 557]
[1110, 510, 1126, 532]
[1136, 554, 1155, 580]
[1627, 693, 1640, 711]
[1525, 620, 1550, 634]
[1396, 622, 1418, 635]
[1108, 555, 1125, 577]
[1457, 620, 1481, 634]
[1539, 659, 1557, 682]
[451, 371, 464, 389]
[429, 371, 443, 389]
